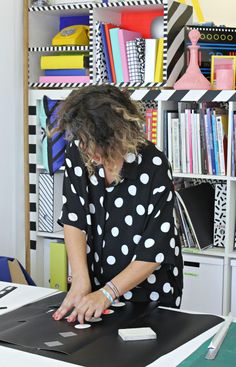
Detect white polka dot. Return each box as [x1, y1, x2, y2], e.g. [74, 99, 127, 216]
[167, 191, 173, 202]
[102, 240, 106, 248]
[125, 152, 136, 163]
[86, 186, 89, 192]
[66, 158, 72, 168]
[101, 267, 103, 274]
[150, 291, 159, 301]
[111, 227, 119, 237]
[106, 212, 109, 220]
[79, 196, 85, 206]
[107, 256, 116, 265]
[174, 226, 178, 235]
[140, 173, 149, 184]
[86, 245, 90, 254]
[152, 156, 162, 166]
[89, 203, 96, 214]
[71, 184, 76, 194]
[175, 246, 180, 256]
[161, 222, 170, 233]
[175, 296, 181, 307]
[148, 204, 154, 215]
[128, 185, 137, 196]
[123, 291, 132, 300]
[100, 196, 104, 207]
[94, 252, 99, 262]
[90, 174, 98, 185]
[154, 210, 161, 218]
[106, 186, 114, 192]
[173, 267, 178, 277]
[170, 238, 175, 248]
[62, 195, 67, 204]
[163, 282, 171, 293]
[74, 166, 82, 177]
[68, 213, 78, 221]
[167, 169, 172, 180]
[132, 254, 137, 262]
[58, 211, 62, 220]
[138, 154, 142, 164]
[65, 169, 68, 177]
[86, 214, 91, 225]
[153, 186, 165, 195]
[115, 197, 123, 208]
[97, 225, 102, 235]
[144, 238, 155, 248]
[133, 234, 141, 244]
[125, 215, 133, 226]
[147, 274, 156, 284]
[99, 167, 105, 177]
[94, 277, 100, 286]
[155, 253, 164, 263]
[74, 139, 80, 147]
[91, 263, 94, 272]
[136, 204, 145, 215]
[121, 245, 129, 255]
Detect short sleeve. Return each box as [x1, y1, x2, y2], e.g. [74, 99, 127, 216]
[58, 142, 88, 232]
[134, 157, 176, 265]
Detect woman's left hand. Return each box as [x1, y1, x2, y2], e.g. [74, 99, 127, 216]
[66, 290, 111, 324]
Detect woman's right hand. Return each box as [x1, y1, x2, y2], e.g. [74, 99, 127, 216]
[52, 277, 91, 321]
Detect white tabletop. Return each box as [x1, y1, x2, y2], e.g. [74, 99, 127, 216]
[0, 282, 224, 367]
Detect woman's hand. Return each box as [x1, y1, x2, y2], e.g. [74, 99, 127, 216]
[52, 278, 91, 321]
[67, 289, 112, 324]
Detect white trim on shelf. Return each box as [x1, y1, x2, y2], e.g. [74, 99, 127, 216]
[37, 231, 64, 239]
[29, 45, 90, 52]
[173, 173, 228, 181]
[182, 247, 225, 258]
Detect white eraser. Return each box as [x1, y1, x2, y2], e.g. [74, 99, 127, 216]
[118, 327, 157, 341]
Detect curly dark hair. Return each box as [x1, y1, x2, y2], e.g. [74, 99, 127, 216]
[57, 85, 147, 181]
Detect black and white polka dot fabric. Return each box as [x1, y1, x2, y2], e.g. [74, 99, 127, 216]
[58, 140, 183, 308]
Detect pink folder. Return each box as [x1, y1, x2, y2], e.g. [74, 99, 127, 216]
[118, 29, 141, 82]
[39, 76, 90, 83]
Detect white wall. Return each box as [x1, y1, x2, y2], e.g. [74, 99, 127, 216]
[0, 1, 25, 266]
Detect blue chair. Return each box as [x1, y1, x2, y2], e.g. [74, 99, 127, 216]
[0, 256, 36, 285]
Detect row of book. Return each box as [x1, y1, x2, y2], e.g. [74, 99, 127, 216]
[162, 103, 228, 175]
[231, 112, 236, 176]
[39, 54, 90, 83]
[99, 22, 164, 84]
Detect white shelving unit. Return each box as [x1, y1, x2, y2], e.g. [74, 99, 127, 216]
[26, 0, 236, 315]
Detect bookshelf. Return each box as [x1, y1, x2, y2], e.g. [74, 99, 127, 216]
[25, 1, 236, 315]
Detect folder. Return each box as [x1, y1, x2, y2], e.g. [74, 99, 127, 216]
[104, 23, 117, 83]
[154, 38, 164, 83]
[100, 23, 112, 83]
[109, 28, 124, 83]
[50, 242, 68, 292]
[118, 29, 141, 82]
[144, 39, 158, 83]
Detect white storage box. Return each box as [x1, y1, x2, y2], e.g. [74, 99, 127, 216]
[181, 254, 224, 314]
[231, 259, 236, 316]
[38, 172, 63, 232]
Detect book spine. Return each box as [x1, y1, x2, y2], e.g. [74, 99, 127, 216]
[207, 108, 216, 175]
[199, 107, 208, 174]
[204, 113, 213, 174]
[172, 118, 181, 173]
[216, 116, 226, 176]
[196, 113, 202, 174]
[211, 111, 220, 175]
[167, 113, 173, 167]
[180, 112, 187, 173]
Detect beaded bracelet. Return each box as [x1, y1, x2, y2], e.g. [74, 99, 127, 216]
[106, 281, 120, 299]
[99, 287, 113, 304]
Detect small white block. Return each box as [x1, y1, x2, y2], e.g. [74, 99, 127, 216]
[118, 327, 157, 341]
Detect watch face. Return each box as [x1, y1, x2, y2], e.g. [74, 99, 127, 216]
[61, 28, 76, 37]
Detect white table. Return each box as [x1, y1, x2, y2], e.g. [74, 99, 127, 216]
[0, 282, 224, 367]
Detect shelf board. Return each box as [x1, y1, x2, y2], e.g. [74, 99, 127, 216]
[173, 173, 228, 180]
[229, 251, 236, 259]
[37, 164, 65, 171]
[29, 45, 90, 52]
[37, 231, 64, 239]
[182, 247, 225, 257]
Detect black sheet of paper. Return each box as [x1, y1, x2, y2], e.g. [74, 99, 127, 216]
[0, 293, 223, 367]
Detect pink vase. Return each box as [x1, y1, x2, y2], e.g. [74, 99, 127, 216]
[174, 29, 211, 90]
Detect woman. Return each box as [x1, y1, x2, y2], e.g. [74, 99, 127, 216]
[52, 85, 183, 324]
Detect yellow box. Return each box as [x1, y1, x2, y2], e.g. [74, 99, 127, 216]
[40, 55, 88, 70]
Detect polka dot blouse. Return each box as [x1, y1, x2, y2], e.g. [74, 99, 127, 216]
[58, 140, 183, 308]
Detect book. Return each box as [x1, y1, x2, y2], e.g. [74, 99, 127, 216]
[118, 29, 141, 83]
[40, 55, 89, 69]
[126, 40, 142, 83]
[177, 183, 215, 249]
[135, 38, 145, 82]
[172, 118, 181, 173]
[109, 28, 124, 83]
[144, 39, 158, 83]
[104, 23, 117, 83]
[154, 38, 164, 83]
[44, 69, 89, 76]
[146, 109, 158, 144]
[100, 23, 113, 83]
[39, 76, 90, 83]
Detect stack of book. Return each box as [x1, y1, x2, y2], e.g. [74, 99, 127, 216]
[99, 23, 164, 83]
[162, 103, 228, 175]
[40, 53, 90, 84]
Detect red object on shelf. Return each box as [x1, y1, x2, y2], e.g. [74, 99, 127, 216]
[121, 9, 164, 39]
[104, 23, 117, 83]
